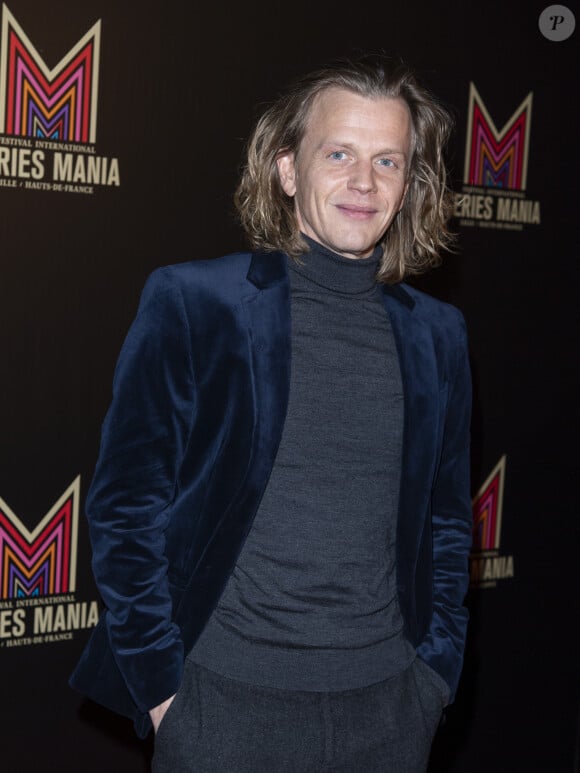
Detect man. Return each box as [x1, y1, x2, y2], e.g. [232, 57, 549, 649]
[70, 54, 472, 772]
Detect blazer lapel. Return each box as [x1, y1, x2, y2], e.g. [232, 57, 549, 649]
[381, 284, 442, 574]
[175, 251, 291, 648]
[241, 250, 291, 497]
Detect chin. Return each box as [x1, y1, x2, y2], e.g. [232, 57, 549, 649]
[343, 242, 376, 258]
[339, 249, 374, 260]
[333, 234, 380, 258]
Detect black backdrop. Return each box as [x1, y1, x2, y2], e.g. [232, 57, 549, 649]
[1, 1, 578, 770]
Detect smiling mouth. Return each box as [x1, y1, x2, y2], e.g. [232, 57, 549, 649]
[336, 204, 377, 218]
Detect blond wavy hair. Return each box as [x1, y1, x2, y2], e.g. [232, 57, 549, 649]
[234, 54, 456, 283]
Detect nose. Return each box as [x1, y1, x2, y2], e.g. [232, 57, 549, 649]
[347, 160, 376, 194]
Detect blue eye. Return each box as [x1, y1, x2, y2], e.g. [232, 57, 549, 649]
[329, 151, 347, 160]
[378, 158, 395, 167]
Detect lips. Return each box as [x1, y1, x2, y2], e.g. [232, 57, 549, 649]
[335, 204, 378, 219]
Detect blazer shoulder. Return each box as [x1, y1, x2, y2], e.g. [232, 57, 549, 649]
[140, 252, 255, 306]
[399, 282, 467, 332]
[150, 251, 253, 286]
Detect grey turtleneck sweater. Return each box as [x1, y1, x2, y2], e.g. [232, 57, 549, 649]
[189, 238, 414, 690]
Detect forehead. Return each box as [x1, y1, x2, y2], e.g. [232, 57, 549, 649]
[303, 86, 413, 148]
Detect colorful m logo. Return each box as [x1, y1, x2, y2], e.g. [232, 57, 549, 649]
[0, 477, 80, 599]
[464, 83, 533, 190]
[472, 456, 506, 552]
[0, 4, 101, 142]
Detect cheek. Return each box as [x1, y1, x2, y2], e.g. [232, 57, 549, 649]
[383, 180, 407, 209]
[295, 166, 343, 219]
[294, 177, 318, 212]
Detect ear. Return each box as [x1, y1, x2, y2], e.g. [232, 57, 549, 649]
[276, 151, 297, 197]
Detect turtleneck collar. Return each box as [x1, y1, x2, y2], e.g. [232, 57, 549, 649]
[288, 235, 382, 296]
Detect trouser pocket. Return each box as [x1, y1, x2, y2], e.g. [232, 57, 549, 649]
[411, 657, 448, 738]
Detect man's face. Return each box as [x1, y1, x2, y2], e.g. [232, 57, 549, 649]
[277, 87, 412, 260]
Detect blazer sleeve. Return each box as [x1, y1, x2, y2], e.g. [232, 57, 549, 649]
[416, 309, 473, 703]
[86, 267, 195, 713]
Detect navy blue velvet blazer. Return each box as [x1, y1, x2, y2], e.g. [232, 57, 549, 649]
[70, 250, 472, 738]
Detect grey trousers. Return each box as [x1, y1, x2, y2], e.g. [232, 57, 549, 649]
[151, 657, 448, 772]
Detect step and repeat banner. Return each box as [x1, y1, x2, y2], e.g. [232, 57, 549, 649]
[1, 1, 578, 771]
